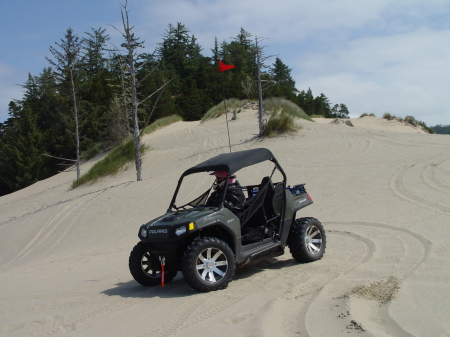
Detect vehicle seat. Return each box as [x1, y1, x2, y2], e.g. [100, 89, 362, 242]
[271, 184, 284, 216]
[262, 177, 275, 217]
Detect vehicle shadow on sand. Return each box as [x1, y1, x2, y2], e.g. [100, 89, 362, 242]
[102, 257, 298, 299]
[102, 276, 194, 299]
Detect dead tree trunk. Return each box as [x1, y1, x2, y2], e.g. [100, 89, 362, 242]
[128, 42, 142, 181]
[255, 37, 265, 137]
[69, 68, 81, 179]
[255, 36, 275, 137]
[119, 2, 143, 181]
[111, 1, 173, 182]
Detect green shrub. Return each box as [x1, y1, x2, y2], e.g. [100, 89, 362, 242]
[418, 121, 434, 134]
[361, 113, 376, 118]
[261, 98, 311, 137]
[263, 114, 299, 137]
[404, 115, 417, 126]
[383, 113, 395, 120]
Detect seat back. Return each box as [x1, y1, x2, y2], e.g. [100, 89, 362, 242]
[239, 178, 270, 227]
[261, 177, 274, 212]
[272, 184, 284, 216]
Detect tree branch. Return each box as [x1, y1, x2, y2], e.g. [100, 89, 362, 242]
[137, 77, 174, 106]
[43, 153, 77, 162]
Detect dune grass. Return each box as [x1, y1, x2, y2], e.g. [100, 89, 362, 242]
[143, 114, 183, 135]
[72, 115, 182, 188]
[263, 98, 313, 122]
[201, 99, 250, 122]
[360, 113, 376, 118]
[202, 97, 311, 137]
[262, 98, 310, 137]
[82, 142, 110, 161]
[263, 114, 300, 137]
[72, 137, 143, 188]
[382, 113, 433, 133]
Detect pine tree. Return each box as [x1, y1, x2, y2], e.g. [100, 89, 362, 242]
[0, 105, 42, 195]
[47, 28, 84, 179]
[301, 88, 315, 115]
[79, 27, 114, 147]
[269, 57, 297, 99]
[82, 27, 110, 77]
[337, 103, 350, 118]
[314, 93, 332, 117]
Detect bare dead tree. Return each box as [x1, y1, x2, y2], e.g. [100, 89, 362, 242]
[255, 36, 276, 136]
[106, 52, 131, 140]
[109, 1, 172, 181]
[241, 74, 254, 103]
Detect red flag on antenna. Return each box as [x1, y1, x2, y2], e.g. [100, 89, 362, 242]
[219, 59, 235, 72]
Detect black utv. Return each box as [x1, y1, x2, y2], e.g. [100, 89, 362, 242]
[129, 148, 326, 292]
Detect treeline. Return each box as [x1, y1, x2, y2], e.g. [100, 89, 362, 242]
[430, 124, 450, 134]
[0, 24, 348, 196]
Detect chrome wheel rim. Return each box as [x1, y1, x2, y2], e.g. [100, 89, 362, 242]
[305, 225, 323, 255]
[141, 252, 161, 278]
[196, 247, 228, 283]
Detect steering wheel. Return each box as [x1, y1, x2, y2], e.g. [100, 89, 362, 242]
[225, 194, 243, 211]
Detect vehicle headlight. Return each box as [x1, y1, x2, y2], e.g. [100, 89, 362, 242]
[175, 225, 187, 236]
[140, 227, 147, 238]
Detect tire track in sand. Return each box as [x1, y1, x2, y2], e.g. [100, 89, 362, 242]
[391, 162, 450, 214]
[141, 263, 280, 337]
[254, 222, 429, 337]
[2, 184, 124, 269]
[421, 159, 450, 194]
[301, 222, 430, 337]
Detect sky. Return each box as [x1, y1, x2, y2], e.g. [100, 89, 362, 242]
[1, 0, 449, 126]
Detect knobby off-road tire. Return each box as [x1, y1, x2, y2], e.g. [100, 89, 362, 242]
[181, 237, 236, 292]
[129, 241, 177, 286]
[288, 217, 326, 263]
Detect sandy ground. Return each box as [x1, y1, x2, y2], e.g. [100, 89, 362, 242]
[1, 109, 450, 337]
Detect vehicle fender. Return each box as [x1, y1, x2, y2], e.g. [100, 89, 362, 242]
[197, 221, 239, 253]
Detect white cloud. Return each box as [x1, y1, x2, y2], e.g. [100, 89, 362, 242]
[295, 27, 450, 125]
[134, 0, 391, 47]
[128, 0, 450, 125]
[1, 0, 449, 126]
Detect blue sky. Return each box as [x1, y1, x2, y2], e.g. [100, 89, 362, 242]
[1, 0, 449, 126]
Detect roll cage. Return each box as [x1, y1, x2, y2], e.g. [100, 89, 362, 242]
[168, 148, 287, 212]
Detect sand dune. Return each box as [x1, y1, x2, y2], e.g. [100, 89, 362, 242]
[1, 108, 450, 337]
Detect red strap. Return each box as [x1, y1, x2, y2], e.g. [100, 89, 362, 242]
[161, 261, 165, 287]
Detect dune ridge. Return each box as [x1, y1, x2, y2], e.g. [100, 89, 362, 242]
[1, 107, 449, 336]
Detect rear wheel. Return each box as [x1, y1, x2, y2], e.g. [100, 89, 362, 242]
[129, 242, 177, 286]
[288, 217, 326, 263]
[182, 237, 236, 292]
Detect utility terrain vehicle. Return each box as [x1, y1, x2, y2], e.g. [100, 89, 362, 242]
[129, 148, 326, 292]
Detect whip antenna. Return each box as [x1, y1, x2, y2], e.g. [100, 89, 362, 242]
[218, 58, 235, 153]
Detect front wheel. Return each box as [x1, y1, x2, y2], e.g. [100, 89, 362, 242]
[181, 237, 236, 292]
[288, 217, 326, 263]
[129, 241, 177, 286]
